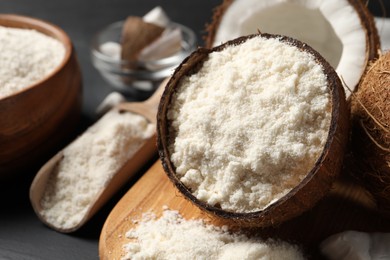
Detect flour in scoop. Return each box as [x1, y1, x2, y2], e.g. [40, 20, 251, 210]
[40, 110, 155, 230]
[0, 26, 65, 99]
[168, 36, 331, 213]
[122, 207, 305, 259]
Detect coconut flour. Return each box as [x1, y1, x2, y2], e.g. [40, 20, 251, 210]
[168, 36, 331, 213]
[40, 110, 155, 230]
[122, 207, 305, 259]
[0, 26, 65, 99]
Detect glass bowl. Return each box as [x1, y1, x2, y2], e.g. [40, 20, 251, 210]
[91, 21, 197, 97]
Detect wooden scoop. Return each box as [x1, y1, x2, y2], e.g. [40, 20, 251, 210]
[99, 161, 388, 259]
[29, 79, 168, 233]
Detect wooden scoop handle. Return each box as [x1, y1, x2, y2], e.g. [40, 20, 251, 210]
[144, 77, 169, 107]
[117, 78, 169, 123]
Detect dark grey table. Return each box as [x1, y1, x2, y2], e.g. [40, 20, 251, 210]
[0, 1, 387, 259]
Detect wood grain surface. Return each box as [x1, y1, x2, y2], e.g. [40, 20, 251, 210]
[0, 14, 82, 177]
[99, 160, 390, 259]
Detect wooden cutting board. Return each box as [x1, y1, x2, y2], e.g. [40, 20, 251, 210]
[99, 160, 390, 259]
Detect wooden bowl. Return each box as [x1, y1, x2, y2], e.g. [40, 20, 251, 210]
[0, 14, 82, 179]
[157, 34, 350, 227]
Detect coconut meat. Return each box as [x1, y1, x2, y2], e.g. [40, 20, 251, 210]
[320, 231, 390, 260]
[213, 0, 367, 95]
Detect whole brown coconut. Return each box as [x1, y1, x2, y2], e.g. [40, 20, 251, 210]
[351, 51, 390, 211]
[157, 33, 350, 227]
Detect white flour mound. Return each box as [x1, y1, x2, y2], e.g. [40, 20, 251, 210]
[0, 26, 65, 98]
[122, 208, 305, 260]
[168, 36, 331, 213]
[40, 110, 155, 230]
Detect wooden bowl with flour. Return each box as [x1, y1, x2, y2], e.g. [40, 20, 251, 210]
[0, 14, 82, 178]
[157, 33, 350, 227]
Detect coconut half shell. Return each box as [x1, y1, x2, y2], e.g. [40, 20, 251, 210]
[157, 34, 350, 227]
[351, 51, 390, 212]
[204, 0, 380, 96]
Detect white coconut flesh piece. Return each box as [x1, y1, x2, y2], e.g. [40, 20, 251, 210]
[211, 0, 372, 97]
[100, 6, 182, 63]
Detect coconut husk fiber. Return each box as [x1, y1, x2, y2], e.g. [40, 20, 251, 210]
[351, 51, 390, 211]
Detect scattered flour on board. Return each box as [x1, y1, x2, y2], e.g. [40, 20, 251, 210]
[40, 110, 155, 230]
[122, 207, 305, 260]
[167, 36, 331, 213]
[0, 26, 65, 98]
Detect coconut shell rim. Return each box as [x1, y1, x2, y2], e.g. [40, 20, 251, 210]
[157, 33, 349, 226]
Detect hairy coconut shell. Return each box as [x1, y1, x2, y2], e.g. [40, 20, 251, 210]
[204, 0, 380, 91]
[351, 51, 390, 211]
[157, 34, 350, 227]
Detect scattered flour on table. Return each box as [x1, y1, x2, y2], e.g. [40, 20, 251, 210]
[122, 208, 305, 260]
[0, 26, 65, 99]
[40, 110, 155, 230]
[167, 36, 331, 213]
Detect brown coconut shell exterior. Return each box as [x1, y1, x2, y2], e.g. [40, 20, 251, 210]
[157, 34, 350, 227]
[351, 52, 390, 212]
[204, 0, 380, 90]
[348, 0, 381, 65]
